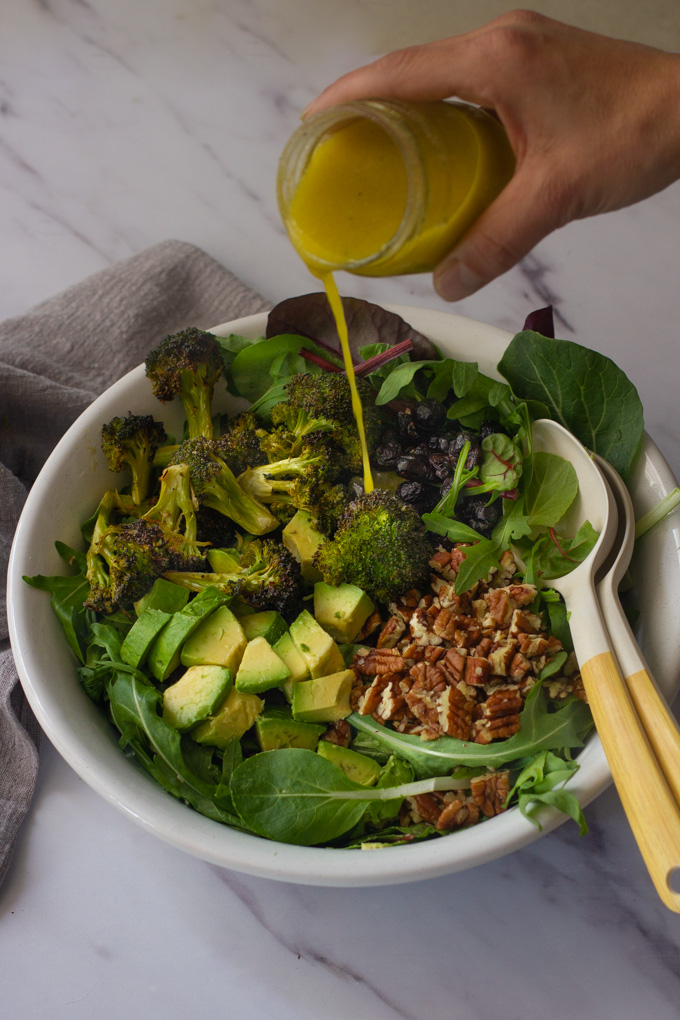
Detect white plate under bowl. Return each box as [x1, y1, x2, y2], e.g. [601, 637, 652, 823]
[7, 306, 680, 886]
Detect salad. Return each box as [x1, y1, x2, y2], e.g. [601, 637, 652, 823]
[24, 294, 647, 848]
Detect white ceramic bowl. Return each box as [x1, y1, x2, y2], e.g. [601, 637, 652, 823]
[8, 306, 680, 886]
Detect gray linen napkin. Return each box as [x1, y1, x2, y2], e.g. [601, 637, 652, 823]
[0, 240, 267, 885]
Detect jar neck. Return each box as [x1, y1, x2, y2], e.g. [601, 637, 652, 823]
[278, 100, 429, 274]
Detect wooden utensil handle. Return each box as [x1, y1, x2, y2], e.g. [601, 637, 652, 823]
[624, 669, 680, 811]
[581, 648, 680, 912]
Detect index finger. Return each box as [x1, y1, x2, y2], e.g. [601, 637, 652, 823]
[303, 31, 498, 117]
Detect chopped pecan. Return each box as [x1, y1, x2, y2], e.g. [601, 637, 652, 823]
[438, 685, 474, 739]
[470, 771, 510, 817]
[374, 678, 407, 722]
[320, 720, 351, 747]
[432, 607, 460, 642]
[423, 645, 446, 663]
[409, 608, 442, 646]
[357, 675, 392, 715]
[509, 652, 532, 679]
[354, 647, 407, 676]
[376, 615, 406, 648]
[411, 794, 443, 825]
[474, 687, 522, 742]
[509, 609, 543, 636]
[483, 588, 516, 626]
[436, 796, 480, 830]
[519, 634, 550, 658]
[487, 640, 517, 676]
[442, 647, 467, 682]
[507, 583, 537, 606]
[357, 609, 382, 641]
[464, 656, 491, 686]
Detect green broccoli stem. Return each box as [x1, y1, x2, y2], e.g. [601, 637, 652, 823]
[203, 473, 280, 536]
[143, 464, 199, 542]
[179, 375, 216, 440]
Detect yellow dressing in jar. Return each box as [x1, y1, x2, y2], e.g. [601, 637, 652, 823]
[277, 99, 515, 493]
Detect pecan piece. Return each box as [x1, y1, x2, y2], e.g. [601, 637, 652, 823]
[470, 771, 510, 817]
[436, 796, 480, 830]
[438, 685, 474, 739]
[357, 609, 382, 641]
[354, 647, 407, 676]
[319, 720, 351, 747]
[464, 655, 491, 686]
[376, 615, 405, 648]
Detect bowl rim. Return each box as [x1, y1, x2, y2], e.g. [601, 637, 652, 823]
[8, 304, 680, 886]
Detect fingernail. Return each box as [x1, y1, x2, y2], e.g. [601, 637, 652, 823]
[434, 258, 486, 301]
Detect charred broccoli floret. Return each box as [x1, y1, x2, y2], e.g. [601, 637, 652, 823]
[237, 435, 337, 503]
[145, 327, 223, 439]
[171, 437, 279, 536]
[313, 489, 433, 604]
[261, 403, 336, 461]
[100, 413, 167, 505]
[84, 491, 168, 613]
[135, 463, 210, 572]
[164, 538, 303, 618]
[283, 373, 383, 473]
[216, 411, 269, 475]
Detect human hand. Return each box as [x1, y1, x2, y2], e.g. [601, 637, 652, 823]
[303, 11, 680, 300]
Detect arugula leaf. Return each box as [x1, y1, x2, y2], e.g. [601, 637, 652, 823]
[23, 542, 91, 663]
[521, 521, 599, 582]
[107, 673, 244, 827]
[349, 684, 592, 779]
[498, 330, 644, 479]
[506, 749, 587, 834]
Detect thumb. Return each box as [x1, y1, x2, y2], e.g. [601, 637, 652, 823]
[433, 165, 568, 301]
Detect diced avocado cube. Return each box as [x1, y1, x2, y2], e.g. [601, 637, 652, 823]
[147, 586, 229, 681]
[180, 605, 247, 671]
[291, 668, 354, 723]
[207, 547, 242, 572]
[235, 636, 291, 694]
[255, 707, 325, 751]
[282, 510, 326, 583]
[240, 610, 288, 644]
[191, 688, 263, 748]
[273, 631, 310, 703]
[120, 608, 172, 668]
[289, 609, 345, 679]
[316, 742, 382, 785]
[162, 664, 232, 732]
[134, 577, 190, 616]
[313, 581, 375, 643]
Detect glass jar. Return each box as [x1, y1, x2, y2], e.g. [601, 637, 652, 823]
[277, 99, 515, 277]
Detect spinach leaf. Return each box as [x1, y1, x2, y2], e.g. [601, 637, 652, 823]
[498, 330, 644, 479]
[349, 684, 592, 779]
[23, 542, 91, 663]
[524, 452, 578, 527]
[230, 749, 473, 845]
[229, 334, 324, 404]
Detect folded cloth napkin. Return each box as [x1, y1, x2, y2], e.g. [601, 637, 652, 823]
[0, 240, 268, 886]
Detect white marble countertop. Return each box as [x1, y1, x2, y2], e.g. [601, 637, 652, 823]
[2, 2, 680, 1017]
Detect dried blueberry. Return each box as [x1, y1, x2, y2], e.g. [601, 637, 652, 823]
[427, 451, 455, 481]
[456, 493, 502, 537]
[449, 431, 482, 467]
[397, 409, 420, 442]
[374, 437, 403, 469]
[479, 419, 506, 440]
[413, 398, 447, 432]
[396, 453, 435, 482]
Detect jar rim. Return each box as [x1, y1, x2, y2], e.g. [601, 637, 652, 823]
[277, 99, 429, 272]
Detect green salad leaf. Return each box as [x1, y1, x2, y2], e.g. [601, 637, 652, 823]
[349, 684, 592, 779]
[498, 330, 644, 479]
